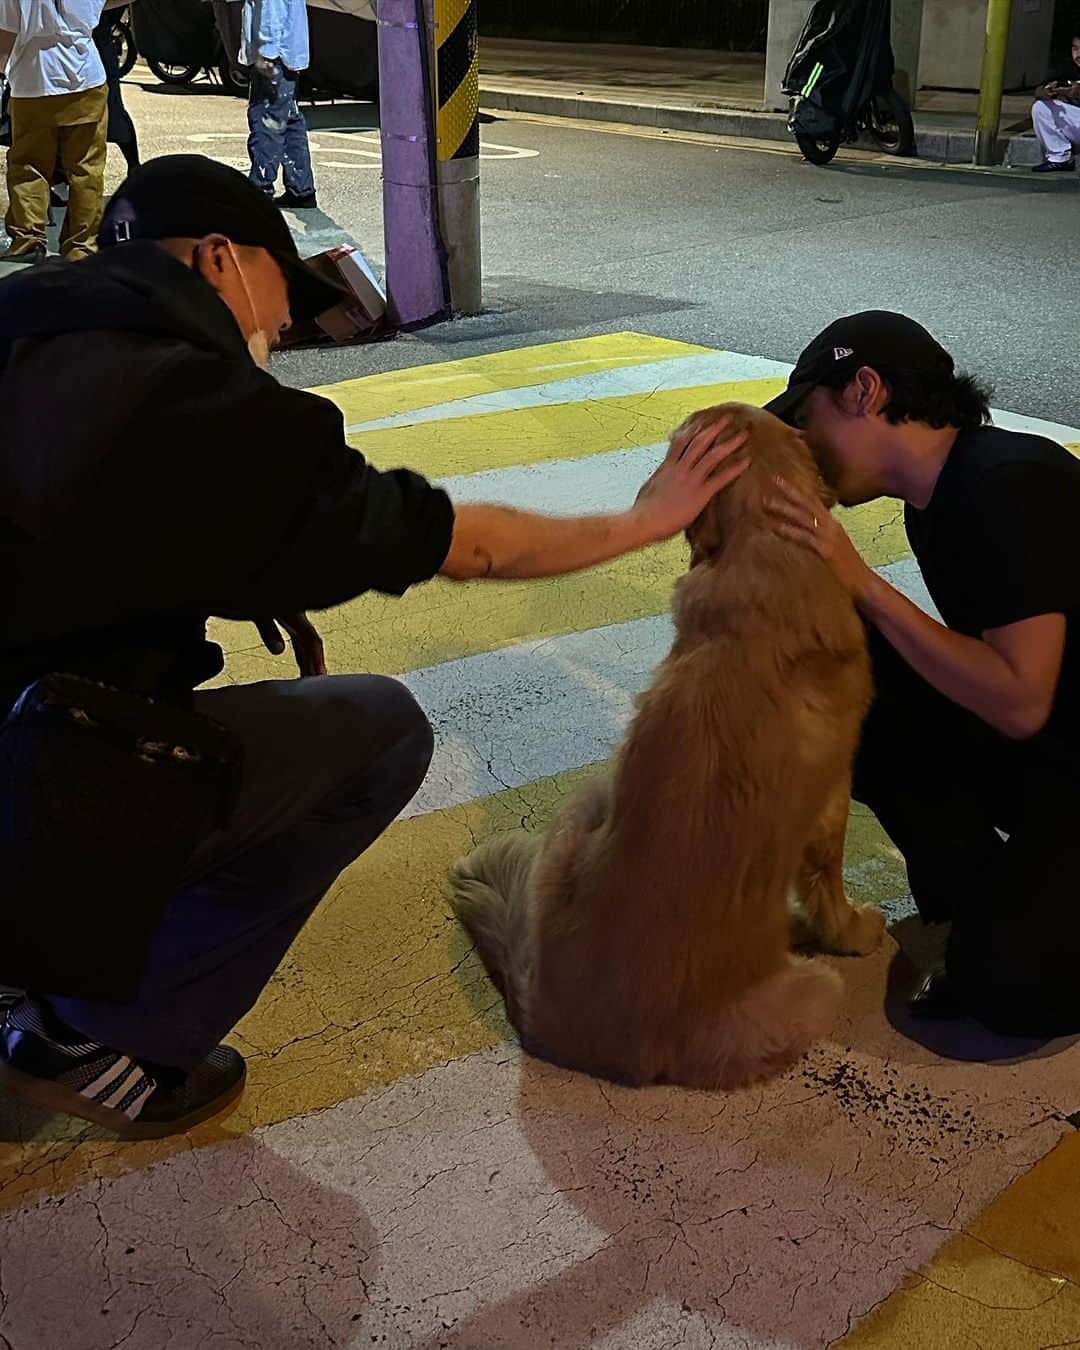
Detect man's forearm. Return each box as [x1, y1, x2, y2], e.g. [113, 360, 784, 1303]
[858, 570, 1046, 737]
[441, 503, 656, 581]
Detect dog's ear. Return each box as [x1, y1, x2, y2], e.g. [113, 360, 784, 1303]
[681, 403, 753, 567]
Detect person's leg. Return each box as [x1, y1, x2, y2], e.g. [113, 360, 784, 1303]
[855, 629, 1080, 1034]
[93, 19, 140, 171]
[246, 61, 288, 196]
[945, 757, 1080, 1037]
[1032, 99, 1079, 164]
[852, 627, 1005, 924]
[1063, 100, 1080, 154]
[48, 675, 434, 1069]
[278, 66, 316, 201]
[3, 95, 58, 256]
[56, 86, 108, 258]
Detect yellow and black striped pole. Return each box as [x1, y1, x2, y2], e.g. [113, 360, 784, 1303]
[425, 0, 481, 313]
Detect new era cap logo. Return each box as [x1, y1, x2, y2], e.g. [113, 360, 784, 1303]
[833, 347, 854, 360]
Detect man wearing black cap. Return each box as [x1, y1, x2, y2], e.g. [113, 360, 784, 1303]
[0, 155, 749, 1138]
[767, 311, 1080, 1039]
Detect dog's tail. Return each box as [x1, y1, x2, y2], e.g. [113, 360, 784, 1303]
[685, 957, 843, 1090]
[449, 832, 541, 1024]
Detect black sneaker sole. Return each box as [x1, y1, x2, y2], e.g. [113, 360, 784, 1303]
[0, 1056, 246, 1139]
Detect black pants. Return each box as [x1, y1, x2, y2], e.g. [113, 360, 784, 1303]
[49, 675, 434, 1069]
[92, 17, 139, 171]
[853, 628, 1080, 1037]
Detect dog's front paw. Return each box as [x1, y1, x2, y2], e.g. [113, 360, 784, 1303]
[833, 904, 886, 957]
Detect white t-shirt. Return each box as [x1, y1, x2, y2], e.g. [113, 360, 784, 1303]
[0, 0, 107, 99]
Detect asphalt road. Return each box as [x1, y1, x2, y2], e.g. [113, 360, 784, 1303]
[4, 68, 1077, 422]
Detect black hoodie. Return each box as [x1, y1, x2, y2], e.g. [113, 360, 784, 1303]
[0, 243, 454, 711]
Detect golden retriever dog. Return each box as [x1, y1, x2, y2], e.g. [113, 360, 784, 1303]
[449, 403, 885, 1090]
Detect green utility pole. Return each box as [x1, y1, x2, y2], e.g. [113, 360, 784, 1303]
[974, 0, 1014, 166]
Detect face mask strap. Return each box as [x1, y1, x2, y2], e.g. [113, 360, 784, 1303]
[224, 241, 272, 368]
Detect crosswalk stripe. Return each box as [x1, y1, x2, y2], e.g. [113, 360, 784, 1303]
[347, 376, 789, 476]
[397, 558, 934, 821]
[345, 351, 792, 433]
[210, 495, 910, 683]
[309, 331, 713, 427]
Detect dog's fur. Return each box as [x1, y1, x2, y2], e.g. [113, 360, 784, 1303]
[450, 403, 884, 1090]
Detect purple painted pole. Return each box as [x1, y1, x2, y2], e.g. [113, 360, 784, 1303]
[377, 0, 451, 328]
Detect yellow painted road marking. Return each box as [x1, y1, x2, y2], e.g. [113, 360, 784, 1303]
[347, 375, 787, 476]
[210, 495, 907, 682]
[308, 331, 714, 427]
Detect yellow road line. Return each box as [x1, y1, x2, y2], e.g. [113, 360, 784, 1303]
[211, 496, 907, 680]
[348, 375, 787, 476]
[308, 332, 713, 427]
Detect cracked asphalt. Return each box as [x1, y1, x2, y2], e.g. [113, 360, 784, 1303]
[1, 71, 1080, 1350]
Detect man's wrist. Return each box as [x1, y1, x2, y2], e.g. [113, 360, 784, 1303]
[851, 560, 885, 614]
[623, 503, 669, 549]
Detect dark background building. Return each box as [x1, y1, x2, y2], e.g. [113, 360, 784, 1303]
[480, 0, 770, 51]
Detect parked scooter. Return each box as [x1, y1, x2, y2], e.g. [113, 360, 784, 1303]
[104, 5, 138, 80]
[783, 0, 916, 165]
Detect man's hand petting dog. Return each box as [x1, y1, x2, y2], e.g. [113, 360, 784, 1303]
[632, 415, 751, 544]
[766, 475, 875, 605]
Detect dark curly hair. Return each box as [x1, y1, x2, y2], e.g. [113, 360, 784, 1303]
[818, 364, 993, 431]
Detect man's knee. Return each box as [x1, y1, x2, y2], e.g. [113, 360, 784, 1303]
[326, 675, 434, 792]
[373, 676, 434, 775]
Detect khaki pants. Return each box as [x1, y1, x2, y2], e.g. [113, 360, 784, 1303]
[5, 85, 108, 257]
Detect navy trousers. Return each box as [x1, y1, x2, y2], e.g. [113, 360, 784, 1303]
[246, 60, 315, 199]
[50, 675, 433, 1069]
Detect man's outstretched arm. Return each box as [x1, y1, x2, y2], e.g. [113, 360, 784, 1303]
[441, 416, 750, 581]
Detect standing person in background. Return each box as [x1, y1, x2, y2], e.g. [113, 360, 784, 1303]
[240, 0, 317, 209]
[0, 0, 108, 263]
[93, 0, 138, 172]
[49, 2, 139, 210]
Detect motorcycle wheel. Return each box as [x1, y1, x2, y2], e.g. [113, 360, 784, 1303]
[868, 88, 916, 156]
[145, 58, 202, 86]
[795, 132, 840, 165]
[111, 19, 137, 79]
[217, 59, 250, 97]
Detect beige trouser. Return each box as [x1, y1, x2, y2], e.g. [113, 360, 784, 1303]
[4, 84, 108, 257]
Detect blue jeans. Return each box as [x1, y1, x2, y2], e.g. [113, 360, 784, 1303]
[49, 676, 434, 1068]
[246, 60, 315, 198]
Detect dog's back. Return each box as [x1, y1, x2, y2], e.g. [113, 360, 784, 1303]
[450, 405, 869, 1089]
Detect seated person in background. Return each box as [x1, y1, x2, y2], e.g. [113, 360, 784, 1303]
[1031, 29, 1080, 173]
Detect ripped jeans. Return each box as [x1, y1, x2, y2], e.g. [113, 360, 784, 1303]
[246, 60, 315, 199]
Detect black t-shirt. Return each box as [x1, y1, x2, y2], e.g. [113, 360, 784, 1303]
[905, 424, 1080, 746]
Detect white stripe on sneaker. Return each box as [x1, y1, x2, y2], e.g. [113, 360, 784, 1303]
[98, 1064, 147, 1111]
[82, 1056, 139, 1104]
[120, 1078, 156, 1121]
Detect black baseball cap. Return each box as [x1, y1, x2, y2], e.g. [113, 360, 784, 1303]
[98, 155, 349, 322]
[766, 311, 956, 425]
